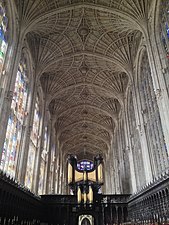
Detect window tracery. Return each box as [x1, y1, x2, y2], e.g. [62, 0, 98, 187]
[0, 58, 29, 177]
[160, 0, 169, 94]
[139, 50, 169, 176]
[160, 0, 169, 58]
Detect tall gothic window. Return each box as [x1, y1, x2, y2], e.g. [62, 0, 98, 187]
[139, 50, 169, 176]
[160, 0, 169, 58]
[0, 59, 29, 177]
[0, 1, 8, 76]
[25, 96, 41, 189]
[38, 126, 48, 195]
[160, 0, 169, 93]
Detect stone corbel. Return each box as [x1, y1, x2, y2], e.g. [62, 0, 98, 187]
[126, 146, 130, 152]
[137, 124, 143, 135]
[155, 88, 161, 99]
[6, 90, 13, 100]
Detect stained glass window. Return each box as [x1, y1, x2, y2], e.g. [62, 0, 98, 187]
[77, 160, 94, 171]
[160, 0, 169, 58]
[25, 96, 40, 189]
[0, 59, 29, 177]
[0, 2, 8, 76]
[38, 126, 48, 195]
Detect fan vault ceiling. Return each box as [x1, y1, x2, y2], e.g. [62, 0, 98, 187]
[15, 0, 153, 159]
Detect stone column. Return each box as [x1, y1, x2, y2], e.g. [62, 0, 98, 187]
[58, 150, 63, 194]
[109, 152, 115, 194]
[33, 98, 47, 194]
[45, 116, 54, 194]
[51, 156, 56, 194]
[105, 156, 112, 194]
[17, 78, 38, 184]
[114, 158, 121, 194]
[116, 124, 124, 193]
[59, 153, 63, 194]
[146, 34, 169, 158]
[54, 155, 59, 194]
[116, 122, 123, 190]
[123, 101, 137, 192]
[42, 116, 51, 194]
[62, 163, 66, 194]
[132, 77, 154, 183]
[61, 154, 67, 194]
[56, 165, 60, 194]
[109, 138, 117, 194]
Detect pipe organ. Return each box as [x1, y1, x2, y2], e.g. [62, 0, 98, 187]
[67, 155, 103, 205]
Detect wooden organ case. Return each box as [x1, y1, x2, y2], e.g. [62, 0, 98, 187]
[67, 155, 103, 206]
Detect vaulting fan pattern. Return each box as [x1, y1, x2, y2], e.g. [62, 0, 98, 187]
[13, 0, 153, 159]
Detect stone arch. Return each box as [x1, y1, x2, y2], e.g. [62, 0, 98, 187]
[5, 0, 17, 47]
[25, 4, 144, 34]
[78, 214, 95, 225]
[0, 0, 18, 94]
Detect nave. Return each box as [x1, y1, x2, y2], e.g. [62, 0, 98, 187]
[0, 0, 169, 224]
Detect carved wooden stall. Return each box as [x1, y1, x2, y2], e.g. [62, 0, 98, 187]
[0, 170, 42, 225]
[128, 172, 169, 225]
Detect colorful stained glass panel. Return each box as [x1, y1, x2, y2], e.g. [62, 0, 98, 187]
[0, 3, 8, 75]
[77, 160, 94, 171]
[0, 60, 28, 177]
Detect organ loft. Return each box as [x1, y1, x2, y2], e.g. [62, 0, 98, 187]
[0, 0, 169, 225]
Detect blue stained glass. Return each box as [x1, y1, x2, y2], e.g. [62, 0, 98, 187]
[0, 27, 4, 40]
[166, 23, 169, 38]
[161, 2, 169, 59]
[3, 16, 8, 26]
[77, 160, 94, 171]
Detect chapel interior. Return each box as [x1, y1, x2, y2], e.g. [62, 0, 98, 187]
[0, 0, 169, 225]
